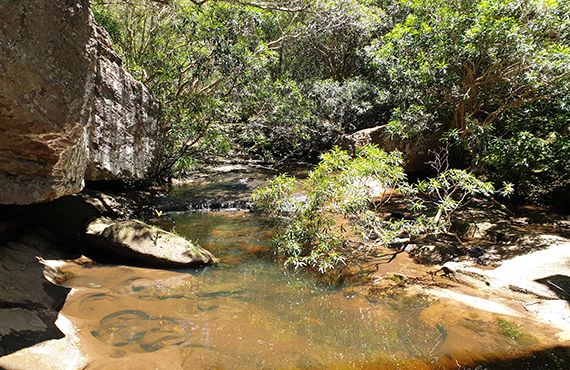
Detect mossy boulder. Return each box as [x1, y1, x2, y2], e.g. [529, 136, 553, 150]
[85, 218, 216, 268]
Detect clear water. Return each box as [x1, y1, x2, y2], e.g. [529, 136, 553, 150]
[60, 211, 570, 369]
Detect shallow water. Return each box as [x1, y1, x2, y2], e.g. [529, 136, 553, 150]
[159, 170, 274, 211]
[59, 210, 570, 369]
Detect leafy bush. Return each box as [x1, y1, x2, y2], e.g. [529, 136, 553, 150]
[253, 145, 511, 273]
[366, 0, 570, 199]
[367, 0, 570, 137]
[252, 145, 405, 273]
[233, 78, 340, 161]
[481, 100, 570, 200]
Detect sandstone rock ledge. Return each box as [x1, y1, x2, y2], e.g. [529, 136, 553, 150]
[341, 125, 438, 173]
[0, 0, 160, 205]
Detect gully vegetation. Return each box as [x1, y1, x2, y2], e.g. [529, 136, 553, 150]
[93, 0, 568, 271]
[252, 145, 513, 273]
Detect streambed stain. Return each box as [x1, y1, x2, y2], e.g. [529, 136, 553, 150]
[59, 211, 569, 369]
[91, 310, 192, 352]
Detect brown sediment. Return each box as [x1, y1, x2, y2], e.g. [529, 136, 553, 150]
[50, 211, 569, 369]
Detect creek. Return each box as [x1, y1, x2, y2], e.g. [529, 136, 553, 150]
[53, 171, 570, 369]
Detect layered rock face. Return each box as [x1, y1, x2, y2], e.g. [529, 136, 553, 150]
[0, 0, 159, 205]
[85, 24, 160, 182]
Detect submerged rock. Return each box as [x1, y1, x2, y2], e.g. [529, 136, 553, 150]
[85, 219, 216, 268]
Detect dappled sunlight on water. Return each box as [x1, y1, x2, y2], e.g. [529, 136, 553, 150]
[60, 211, 569, 369]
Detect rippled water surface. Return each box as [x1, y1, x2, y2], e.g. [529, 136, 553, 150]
[61, 211, 570, 369]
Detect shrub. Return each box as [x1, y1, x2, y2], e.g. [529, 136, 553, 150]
[252, 145, 405, 273]
[253, 145, 512, 273]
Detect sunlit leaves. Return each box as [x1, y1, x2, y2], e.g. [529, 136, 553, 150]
[253, 144, 405, 273]
[252, 143, 514, 274]
[367, 0, 570, 139]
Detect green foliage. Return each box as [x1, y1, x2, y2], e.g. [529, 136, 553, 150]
[234, 78, 339, 161]
[310, 78, 380, 133]
[92, 7, 122, 43]
[92, 0, 568, 201]
[357, 167, 508, 245]
[253, 145, 405, 273]
[365, 0, 570, 198]
[92, 0, 389, 169]
[253, 145, 509, 273]
[403, 169, 500, 227]
[250, 174, 298, 217]
[481, 100, 570, 199]
[368, 0, 570, 134]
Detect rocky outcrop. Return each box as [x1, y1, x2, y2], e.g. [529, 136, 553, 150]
[85, 23, 160, 182]
[0, 0, 160, 205]
[85, 218, 217, 268]
[342, 126, 438, 172]
[432, 236, 570, 341]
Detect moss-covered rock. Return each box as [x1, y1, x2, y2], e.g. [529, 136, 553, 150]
[85, 219, 216, 268]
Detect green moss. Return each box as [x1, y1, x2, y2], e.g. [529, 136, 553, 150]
[496, 318, 533, 344]
[388, 274, 406, 283]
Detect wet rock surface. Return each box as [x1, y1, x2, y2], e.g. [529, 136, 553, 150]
[359, 195, 570, 343]
[399, 198, 570, 266]
[0, 0, 159, 205]
[429, 235, 570, 341]
[0, 184, 215, 365]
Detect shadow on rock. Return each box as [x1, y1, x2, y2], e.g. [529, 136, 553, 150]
[536, 275, 570, 303]
[0, 223, 72, 356]
[400, 198, 569, 266]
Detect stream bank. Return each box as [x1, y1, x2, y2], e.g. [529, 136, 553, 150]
[353, 198, 570, 344]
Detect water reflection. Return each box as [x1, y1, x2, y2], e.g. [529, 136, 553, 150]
[60, 211, 569, 369]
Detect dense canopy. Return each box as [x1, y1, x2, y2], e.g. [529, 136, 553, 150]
[94, 0, 569, 201]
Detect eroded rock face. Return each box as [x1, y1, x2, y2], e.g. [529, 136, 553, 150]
[0, 0, 94, 204]
[85, 23, 160, 182]
[0, 0, 159, 205]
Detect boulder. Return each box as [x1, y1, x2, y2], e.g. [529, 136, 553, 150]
[341, 126, 438, 172]
[85, 219, 216, 268]
[0, 0, 159, 205]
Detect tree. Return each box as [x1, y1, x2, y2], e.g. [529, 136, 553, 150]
[367, 0, 570, 139]
[93, 0, 298, 175]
